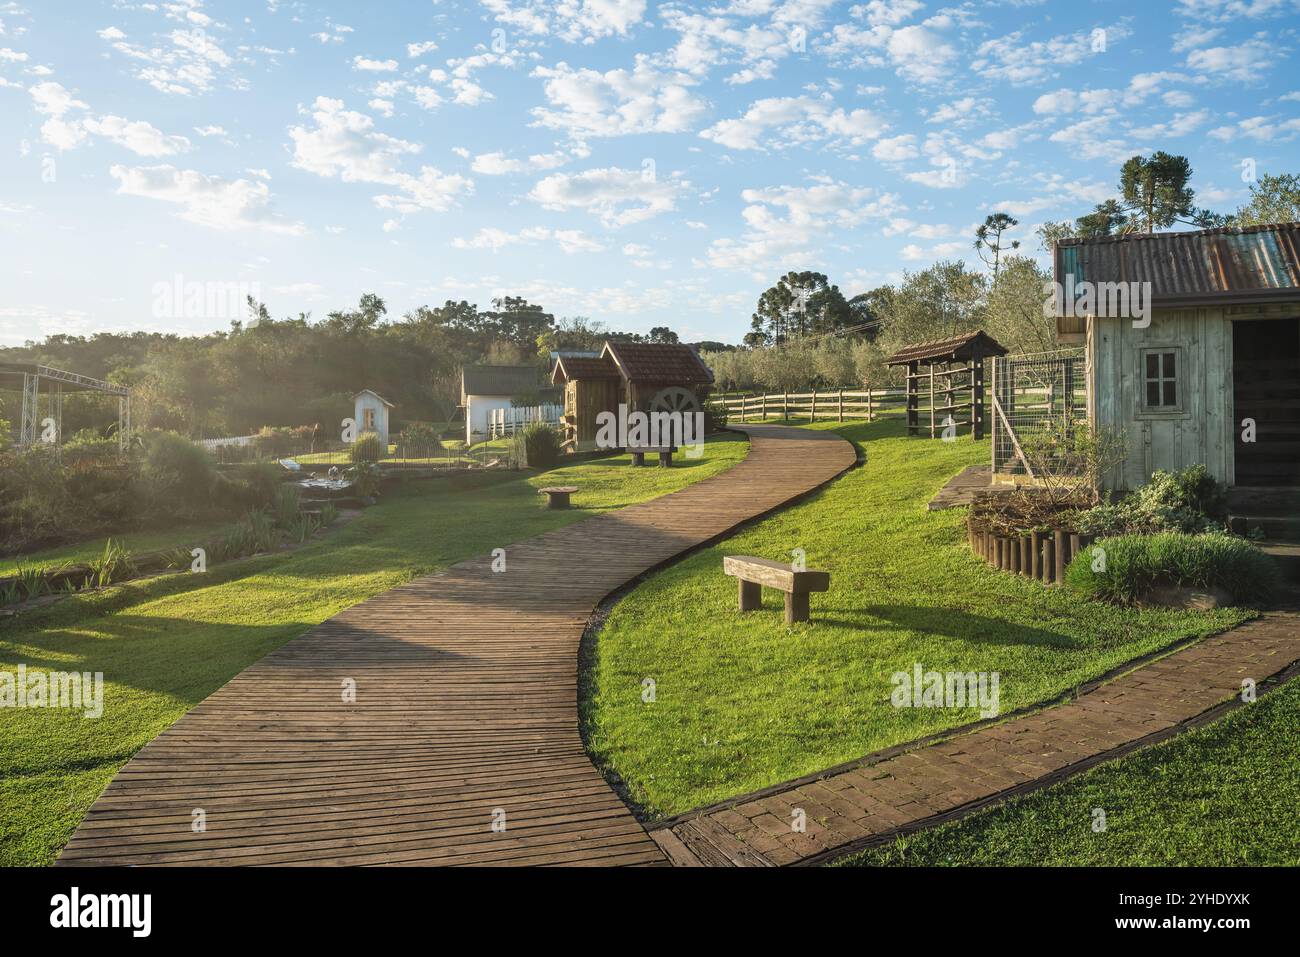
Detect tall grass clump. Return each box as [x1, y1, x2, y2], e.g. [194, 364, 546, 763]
[1066, 532, 1281, 606]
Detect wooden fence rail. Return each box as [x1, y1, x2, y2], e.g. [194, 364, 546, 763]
[709, 387, 908, 424]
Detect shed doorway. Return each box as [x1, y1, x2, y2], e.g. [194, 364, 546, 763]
[1233, 317, 1300, 486]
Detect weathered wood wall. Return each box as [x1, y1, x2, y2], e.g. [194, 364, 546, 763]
[1088, 307, 1233, 490]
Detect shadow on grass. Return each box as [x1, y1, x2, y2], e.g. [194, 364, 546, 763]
[818, 604, 1077, 649]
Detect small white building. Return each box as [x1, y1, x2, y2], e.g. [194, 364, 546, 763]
[460, 365, 551, 445]
[353, 389, 393, 447]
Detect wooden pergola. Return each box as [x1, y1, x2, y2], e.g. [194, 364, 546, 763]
[886, 330, 1008, 440]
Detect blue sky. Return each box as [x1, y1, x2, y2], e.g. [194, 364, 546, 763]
[1, 0, 1298, 347]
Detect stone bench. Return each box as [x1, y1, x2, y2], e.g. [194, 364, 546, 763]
[539, 485, 578, 509]
[723, 555, 830, 625]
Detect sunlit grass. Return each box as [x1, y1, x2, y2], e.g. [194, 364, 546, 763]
[0, 435, 747, 866]
[582, 419, 1252, 818]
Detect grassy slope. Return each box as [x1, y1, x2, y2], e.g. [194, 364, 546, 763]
[839, 678, 1300, 867]
[583, 419, 1251, 818]
[0, 520, 243, 577]
[0, 437, 747, 866]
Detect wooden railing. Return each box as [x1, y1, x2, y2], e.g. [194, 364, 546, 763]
[709, 387, 908, 423]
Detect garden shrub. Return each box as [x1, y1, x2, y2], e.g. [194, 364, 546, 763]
[139, 431, 217, 517]
[1070, 465, 1229, 536]
[273, 483, 301, 529]
[350, 431, 385, 464]
[1065, 531, 1281, 606]
[513, 422, 561, 470]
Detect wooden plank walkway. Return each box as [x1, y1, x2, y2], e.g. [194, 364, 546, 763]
[57, 425, 858, 867]
[651, 604, 1300, 866]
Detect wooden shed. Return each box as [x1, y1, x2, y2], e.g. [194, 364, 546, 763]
[552, 341, 714, 451]
[1053, 223, 1300, 490]
[886, 330, 1007, 439]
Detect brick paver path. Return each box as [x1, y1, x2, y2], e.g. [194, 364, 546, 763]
[652, 606, 1300, 866]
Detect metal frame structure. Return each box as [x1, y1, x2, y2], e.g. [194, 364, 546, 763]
[990, 348, 1087, 481]
[0, 363, 132, 451]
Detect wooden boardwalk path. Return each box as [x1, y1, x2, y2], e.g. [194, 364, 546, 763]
[57, 425, 857, 867]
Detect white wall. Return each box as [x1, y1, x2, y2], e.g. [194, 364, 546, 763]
[354, 393, 390, 446]
[465, 395, 512, 444]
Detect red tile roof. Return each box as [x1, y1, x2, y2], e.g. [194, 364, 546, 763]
[551, 354, 619, 383]
[602, 341, 714, 384]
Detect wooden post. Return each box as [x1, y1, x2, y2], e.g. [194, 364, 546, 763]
[838, 388, 844, 422]
[810, 388, 817, 423]
[783, 391, 789, 421]
[1054, 529, 1068, 585]
[972, 359, 985, 441]
[867, 386, 874, 422]
[1042, 536, 1055, 584]
[1030, 530, 1042, 580]
[761, 392, 767, 421]
[928, 363, 936, 438]
[740, 394, 747, 423]
[1009, 538, 1021, 574]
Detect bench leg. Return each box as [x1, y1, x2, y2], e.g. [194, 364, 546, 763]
[659, 452, 672, 467]
[545, 493, 569, 509]
[630, 452, 644, 466]
[737, 579, 761, 612]
[785, 590, 810, 625]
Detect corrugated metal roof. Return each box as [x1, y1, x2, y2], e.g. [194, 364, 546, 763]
[1054, 222, 1300, 306]
[885, 330, 1009, 366]
[461, 364, 547, 397]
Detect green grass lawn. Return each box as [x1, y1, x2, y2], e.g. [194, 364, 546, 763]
[839, 678, 1300, 866]
[582, 419, 1253, 819]
[0, 519, 248, 577]
[0, 436, 747, 866]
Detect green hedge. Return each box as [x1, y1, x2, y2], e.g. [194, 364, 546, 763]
[1065, 531, 1281, 606]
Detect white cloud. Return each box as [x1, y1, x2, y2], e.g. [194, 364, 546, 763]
[96, 27, 125, 41]
[529, 166, 687, 227]
[530, 60, 707, 138]
[407, 40, 438, 57]
[821, 19, 959, 85]
[289, 96, 473, 215]
[0, 46, 28, 61]
[1186, 39, 1278, 81]
[100, 21, 234, 96]
[480, 0, 647, 43]
[971, 23, 1130, 85]
[471, 150, 571, 175]
[700, 95, 887, 151]
[704, 179, 902, 271]
[28, 81, 189, 156]
[110, 164, 304, 234]
[1209, 114, 1300, 141]
[82, 115, 191, 156]
[453, 226, 604, 253]
[872, 133, 918, 162]
[353, 56, 398, 72]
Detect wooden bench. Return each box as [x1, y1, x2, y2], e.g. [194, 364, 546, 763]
[627, 446, 675, 467]
[723, 555, 830, 625]
[539, 485, 578, 509]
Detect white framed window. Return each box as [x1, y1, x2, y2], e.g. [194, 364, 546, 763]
[1140, 347, 1181, 412]
[363, 408, 377, 430]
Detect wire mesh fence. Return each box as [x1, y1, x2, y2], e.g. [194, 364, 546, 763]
[990, 348, 1087, 478]
[204, 439, 496, 470]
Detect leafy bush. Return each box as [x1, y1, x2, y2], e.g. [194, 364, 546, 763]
[1070, 465, 1229, 536]
[1065, 532, 1281, 606]
[351, 431, 385, 464]
[512, 422, 562, 470]
[139, 431, 217, 517]
[345, 461, 380, 499]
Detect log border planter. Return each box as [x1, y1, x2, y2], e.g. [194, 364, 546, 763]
[966, 515, 1095, 587]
